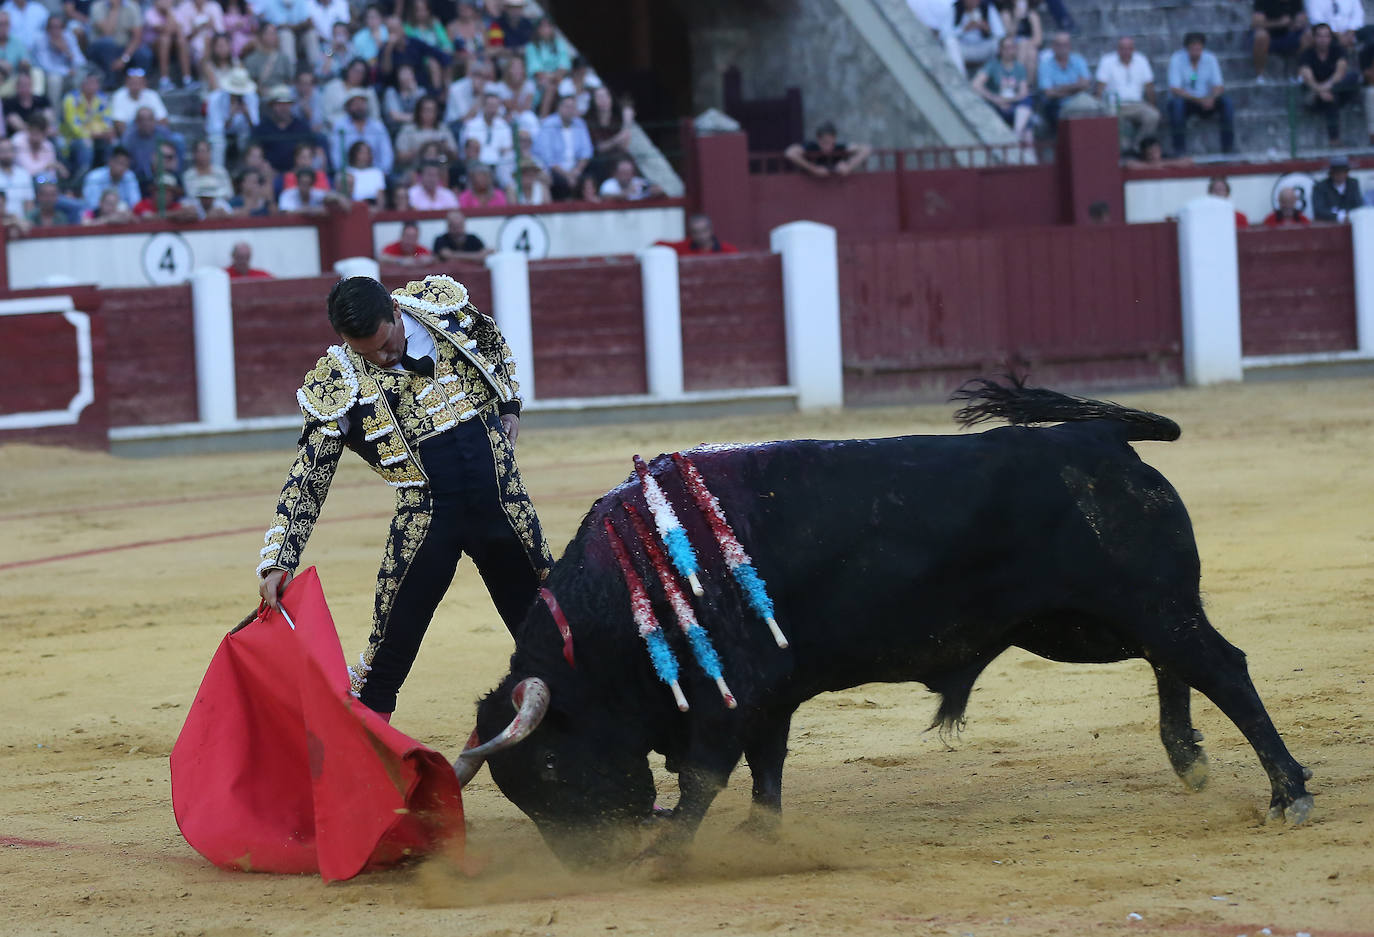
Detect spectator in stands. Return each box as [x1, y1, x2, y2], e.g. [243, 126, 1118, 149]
[1166, 32, 1234, 155]
[122, 105, 181, 181]
[1122, 135, 1193, 169]
[330, 86, 392, 174]
[88, 0, 153, 81]
[32, 14, 88, 100]
[997, 0, 1043, 86]
[395, 93, 457, 176]
[29, 177, 80, 226]
[244, 22, 293, 92]
[1312, 154, 1361, 221]
[13, 115, 64, 182]
[407, 158, 458, 208]
[1251, 0, 1307, 79]
[205, 65, 257, 167]
[83, 185, 134, 223]
[320, 57, 378, 127]
[462, 91, 513, 185]
[110, 67, 165, 135]
[292, 67, 322, 130]
[783, 121, 873, 177]
[251, 0, 310, 73]
[226, 240, 272, 277]
[0, 189, 23, 234]
[531, 93, 590, 200]
[80, 142, 138, 208]
[144, 0, 192, 90]
[188, 174, 232, 216]
[1207, 175, 1249, 228]
[524, 16, 569, 111]
[658, 213, 739, 256]
[1095, 36, 1159, 145]
[0, 137, 33, 213]
[449, 2, 486, 67]
[383, 62, 423, 132]
[221, 0, 257, 59]
[1299, 22, 1355, 146]
[183, 137, 231, 193]
[953, 0, 1005, 70]
[445, 57, 491, 125]
[230, 165, 275, 214]
[201, 31, 237, 88]
[131, 171, 197, 218]
[432, 208, 487, 258]
[281, 138, 326, 190]
[557, 56, 601, 115]
[278, 163, 329, 211]
[0, 13, 27, 87]
[343, 138, 385, 204]
[177, 0, 226, 79]
[401, 0, 451, 91]
[1087, 200, 1111, 223]
[457, 159, 504, 208]
[306, 0, 349, 69]
[511, 154, 548, 204]
[488, 0, 533, 50]
[972, 37, 1034, 142]
[3, 0, 47, 52]
[350, 4, 387, 66]
[380, 218, 431, 264]
[597, 156, 662, 201]
[251, 84, 314, 172]
[1264, 185, 1310, 225]
[1037, 31, 1091, 133]
[585, 84, 631, 178]
[61, 69, 114, 177]
[4, 70, 54, 136]
[494, 54, 535, 107]
[1365, 46, 1374, 144]
[1305, 0, 1362, 50]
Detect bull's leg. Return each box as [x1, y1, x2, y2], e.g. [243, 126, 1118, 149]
[1142, 606, 1312, 823]
[736, 713, 793, 838]
[1152, 663, 1209, 791]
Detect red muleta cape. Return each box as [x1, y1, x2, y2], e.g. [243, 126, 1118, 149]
[170, 568, 465, 881]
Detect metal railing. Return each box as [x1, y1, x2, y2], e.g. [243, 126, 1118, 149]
[748, 142, 1052, 175]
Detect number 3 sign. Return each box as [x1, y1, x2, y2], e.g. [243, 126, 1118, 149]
[497, 215, 550, 259]
[141, 232, 195, 285]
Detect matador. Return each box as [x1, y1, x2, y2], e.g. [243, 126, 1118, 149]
[255, 274, 553, 719]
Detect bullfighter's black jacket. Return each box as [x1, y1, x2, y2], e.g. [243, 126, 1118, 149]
[256, 275, 553, 583]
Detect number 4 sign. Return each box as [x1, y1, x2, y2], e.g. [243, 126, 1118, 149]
[497, 215, 550, 259]
[142, 232, 195, 285]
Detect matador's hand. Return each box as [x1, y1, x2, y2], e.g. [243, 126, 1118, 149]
[259, 568, 293, 610]
[500, 413, 519, 446]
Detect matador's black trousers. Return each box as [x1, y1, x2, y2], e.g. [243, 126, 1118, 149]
[354, 413, 541, 714]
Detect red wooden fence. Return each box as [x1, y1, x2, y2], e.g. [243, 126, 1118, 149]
[678, 253, 787, 391]
[1238, 226, 1357, 357]
[839, 224, 1183, 403]
[99, 285, 197, 426]
[528, 257, 647, 398]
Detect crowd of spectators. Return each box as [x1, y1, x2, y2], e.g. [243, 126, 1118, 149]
[0, 0, 667, 237]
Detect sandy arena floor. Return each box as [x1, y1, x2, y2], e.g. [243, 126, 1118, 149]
[1, 379, 1371, 937]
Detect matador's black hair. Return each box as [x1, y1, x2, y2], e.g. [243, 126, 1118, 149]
[327, 275, 393, 338]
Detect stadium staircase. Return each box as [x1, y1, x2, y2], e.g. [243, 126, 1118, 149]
[1059, 0, 1374, 158]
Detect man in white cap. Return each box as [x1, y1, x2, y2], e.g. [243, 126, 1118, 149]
[330, 86, 393, 174]
[251, 84, 314, 173]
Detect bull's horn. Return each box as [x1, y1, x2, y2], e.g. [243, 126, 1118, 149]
[453, 677, 551, 786]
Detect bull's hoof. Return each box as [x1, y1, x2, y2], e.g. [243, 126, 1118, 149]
[1265, 794, 1314, 826]
[1179, 751, 1209, 792]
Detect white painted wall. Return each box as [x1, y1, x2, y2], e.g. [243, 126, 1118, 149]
[6, 226, 323, 289]
[372, 206, 685, 260]
[770, 221, 844, 410]
[1177, 196, 1242, 385]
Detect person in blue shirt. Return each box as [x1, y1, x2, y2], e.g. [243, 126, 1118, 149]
[1037, 31, 1091, 132]
[81, 144, 141, 210]
[1166, 31, 1235, 155]
[531, 94, 591, 201]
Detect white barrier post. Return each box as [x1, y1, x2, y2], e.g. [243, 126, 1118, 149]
[1177, 196, 1242, 385]
[638, 245, 684, 399]
[1349, 207, 1374, 355]
[333, 257, 380, 280]
[769, 221, 843, 409]
[486, 251, 536, 402]
[191, 266, 237, 427]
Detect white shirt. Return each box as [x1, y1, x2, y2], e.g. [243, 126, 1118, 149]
[335, 312, 435, 436]
[460, 114, 514, 170]
[599, 175, 650, 199]
[348, 165, 386, 202]
[0, 162, 34, 209]
[1306, 0, 1363, 33]
[307, 0, 349, 40]
[277, 186, 326, 210]
[556, 73, 602, 114]
[111, 88, 170, 124]
[444, 77, 485, 124]
[1, 0, 49, 50]
[1095, 52, 1154, 103]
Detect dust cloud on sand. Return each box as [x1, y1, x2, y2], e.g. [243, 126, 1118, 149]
[1, 379, 1372, 937]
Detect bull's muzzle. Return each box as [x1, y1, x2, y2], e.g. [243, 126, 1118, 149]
[453, 677, 550, 786]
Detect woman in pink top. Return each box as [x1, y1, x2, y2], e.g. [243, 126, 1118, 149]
[221, 0, 258, 59]
[175, 0, 226, 69]
[458, 162, 507, 209]
[145, 0, 195, 89]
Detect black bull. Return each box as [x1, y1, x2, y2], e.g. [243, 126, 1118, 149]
[458, 380, 1313, 866]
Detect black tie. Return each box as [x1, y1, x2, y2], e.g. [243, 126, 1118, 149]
[401, 354, 434, 378]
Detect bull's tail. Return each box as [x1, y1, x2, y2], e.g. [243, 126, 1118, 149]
[951, 375, 1181, 443]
